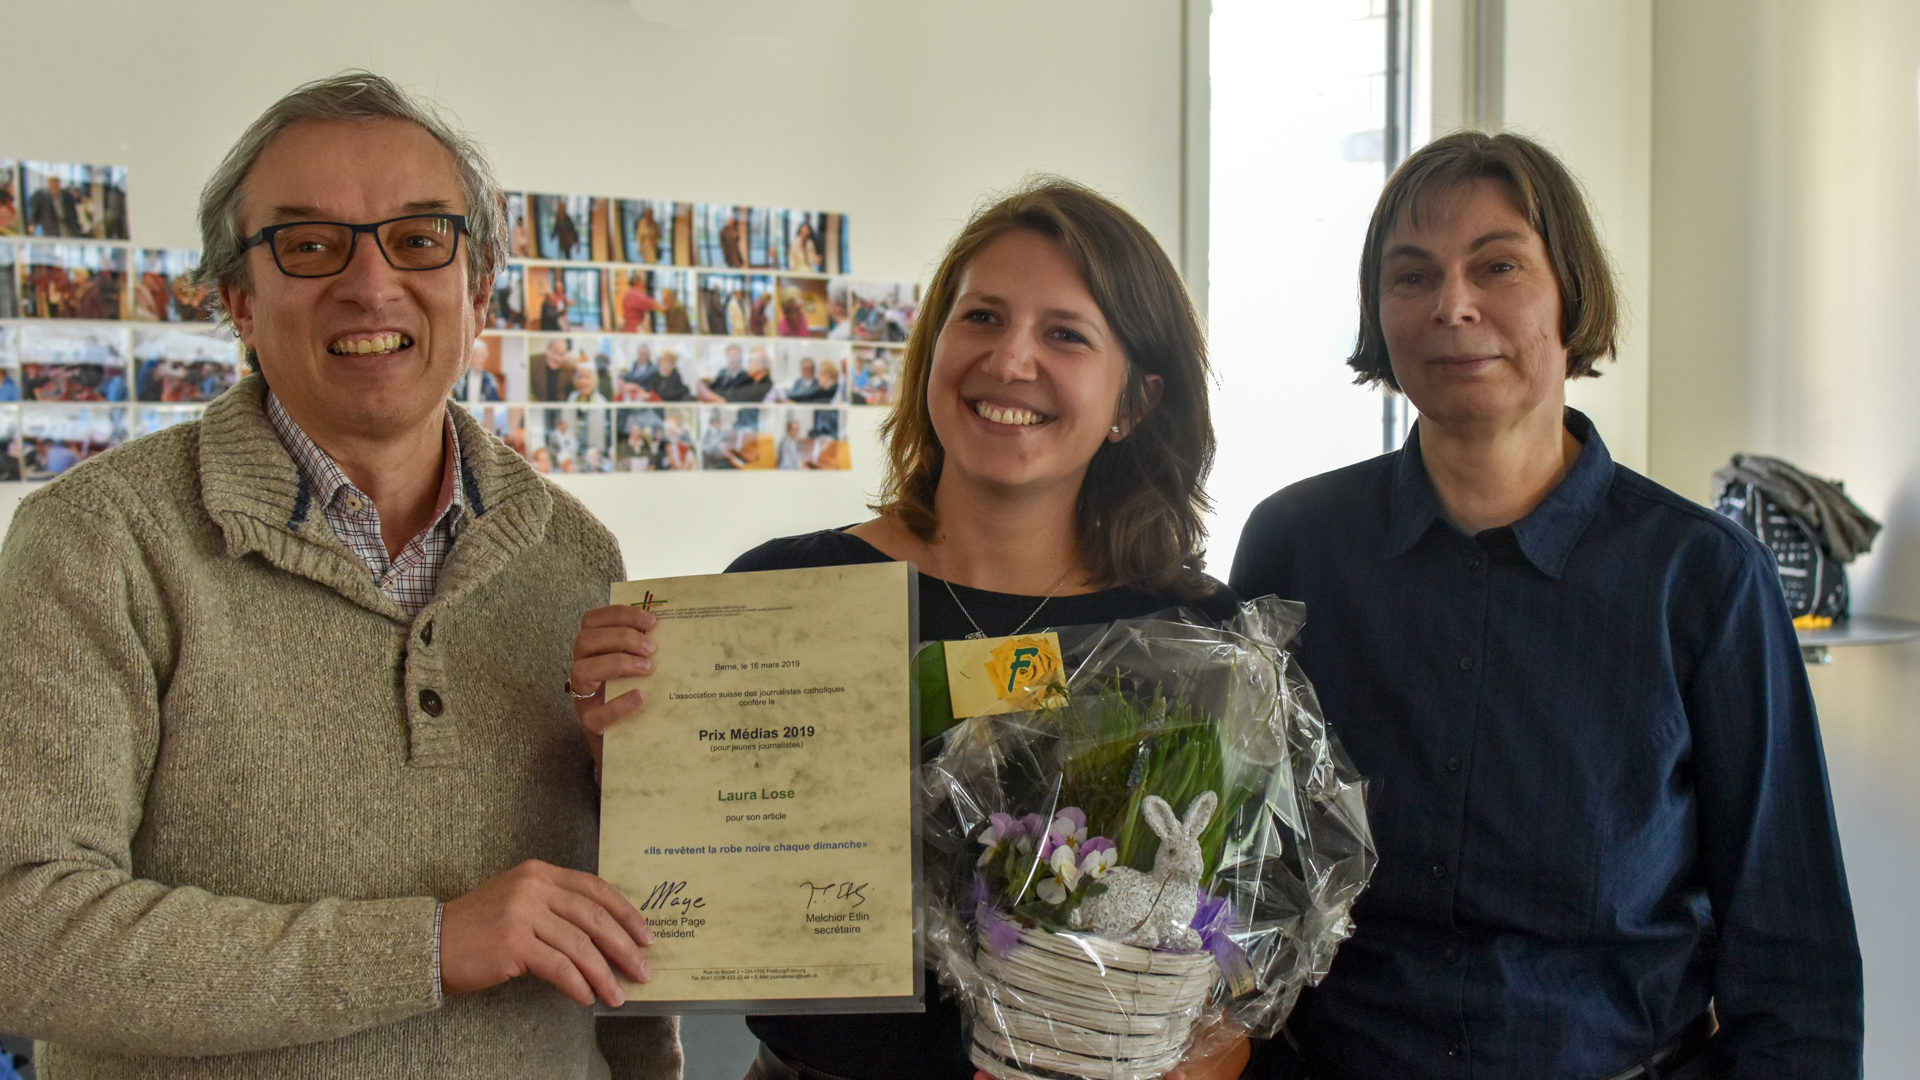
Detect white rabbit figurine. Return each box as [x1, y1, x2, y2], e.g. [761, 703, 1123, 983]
[1069, 790, 1217, 950]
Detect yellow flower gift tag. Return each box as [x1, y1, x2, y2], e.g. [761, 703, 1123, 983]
[944, 633, 1067, 719]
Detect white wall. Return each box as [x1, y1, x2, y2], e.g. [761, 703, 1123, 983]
[1410, 0, 1654, 472]
[0, 0, 1188, 578]
[1499, 0, 1653, 472]
[1651, 0, 1920, 1067]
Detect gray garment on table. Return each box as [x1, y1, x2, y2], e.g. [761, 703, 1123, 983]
[1711, 453, 1881, 562]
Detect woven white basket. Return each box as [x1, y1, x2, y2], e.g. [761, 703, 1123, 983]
[969, 926, 1217, 1080]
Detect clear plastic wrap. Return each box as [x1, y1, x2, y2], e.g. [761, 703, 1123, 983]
[918, 596, 1375, 1079]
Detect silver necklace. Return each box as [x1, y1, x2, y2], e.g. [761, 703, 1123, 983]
[943, 569, 1074, 640]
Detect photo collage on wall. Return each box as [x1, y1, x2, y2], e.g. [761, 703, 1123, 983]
[481, 334, 859, 474]
[0, 159, 233, 480]
[2, 157, 919, 480]
[480, 184, 924, 473]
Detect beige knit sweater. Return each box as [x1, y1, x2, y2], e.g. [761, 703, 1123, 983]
[0, 378, 681, 1079]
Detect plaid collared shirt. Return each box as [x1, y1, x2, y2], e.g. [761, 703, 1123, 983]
[266, 392, 466, 616]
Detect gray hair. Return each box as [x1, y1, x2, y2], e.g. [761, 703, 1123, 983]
[190, 70, 507, 322]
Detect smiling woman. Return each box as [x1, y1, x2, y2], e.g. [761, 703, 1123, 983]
[566, 179, 1244, 1080]
[874, 179, 1217, 602]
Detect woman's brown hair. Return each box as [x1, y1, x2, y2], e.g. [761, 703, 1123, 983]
[874, 178, 1216, 599]
[1348, 130, 1621, 388]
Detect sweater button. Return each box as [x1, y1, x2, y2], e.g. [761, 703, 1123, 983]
[419, 688, 444, 716]
[1445, 755, 1463, 772]
[1458, 656, 1475, 671]
[420, 621, 434, 646]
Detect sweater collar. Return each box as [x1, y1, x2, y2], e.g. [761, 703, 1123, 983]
[198, 375, 555, 620]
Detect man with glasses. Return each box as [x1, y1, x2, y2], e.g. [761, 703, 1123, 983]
[0, 73, 680, 1079]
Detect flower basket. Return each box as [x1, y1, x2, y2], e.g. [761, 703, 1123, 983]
[969, 926, 1218, 1080]
[919, 598, 1376, 1076]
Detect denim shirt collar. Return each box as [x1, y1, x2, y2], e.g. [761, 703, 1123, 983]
[1385, 407, 1614, 579]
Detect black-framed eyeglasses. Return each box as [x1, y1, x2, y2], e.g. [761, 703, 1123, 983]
[240, 213, 468, 278]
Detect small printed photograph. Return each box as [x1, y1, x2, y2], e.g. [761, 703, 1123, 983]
[699, 272, 776, 336]
[133, 405, 206, 438]
[851, 281, 920, 343]
[522, 408, 558, 474]
[575, 337, 629, 403]
[773, 341, 846, 404]
[612, 338, 693, 402]
[489, 264, 526, 329]
[808, 407, 851, 469]
[614, 199, 676, 265]
[824, 212, 849, 274]
[699, 405, 774, 470]
[589, 197, 613, 263]
[0, 327, 17, 401]
[670, 203, 696, 266]
[552, 403, 616, 473]
[131, 249, 216, 323]
[529, 335, 589, 404]
[823, 279, 851, 340]
[784, 210, 827, 273]
[20, 161, 130, 240]
[0, 160, 19, 236]
[605, 338, 660, 402]
[0, 245, 17, 319]
[696, 339, 774, 404]
[615, 405, 698, 472]
[651, 270, 697, 334]
[19, 404, 130, 479]
[713, 204, 751, 268]
[132, 327, 237, 402]
[609, 269, 665, 334]
[532, 193, 594, 261]
[18, 325, 129, 402]
[473, 404, 530, 458]
[850, 345, 897, 406]
[504, 193, 531, 258]
[690, 205, 713, 268]
[526, 265, 606, 331]
[1, 407, 19, 481]
[747, 206, 782, 269]
[772, 406, 851, 470]
[462, 334, 528, 404]
[775, 276, 837, 338]
[21, 244, 128, 320]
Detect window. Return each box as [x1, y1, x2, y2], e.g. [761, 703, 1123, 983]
[1205, 0, 1417, 563]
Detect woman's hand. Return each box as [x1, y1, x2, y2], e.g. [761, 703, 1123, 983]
[569, 604, 657, 778]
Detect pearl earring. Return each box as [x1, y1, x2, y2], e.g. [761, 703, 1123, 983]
[1110, 425, 1121, 435]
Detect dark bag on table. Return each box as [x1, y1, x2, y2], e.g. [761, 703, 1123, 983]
[1711, 454, 1880, 620]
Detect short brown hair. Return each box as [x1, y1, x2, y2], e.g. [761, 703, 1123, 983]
[1348, 130, 1620, 388]
[875, 178, 1216, 599]
[191, 71, 507, 317]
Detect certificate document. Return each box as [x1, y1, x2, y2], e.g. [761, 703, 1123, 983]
[598, 561, 922, 1013]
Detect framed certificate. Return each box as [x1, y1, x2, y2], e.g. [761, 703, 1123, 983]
[597, 561, 923, 1013]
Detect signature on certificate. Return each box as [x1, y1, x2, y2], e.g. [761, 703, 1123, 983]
[640, 880, 707, 916]
[800, 880, 870, 909]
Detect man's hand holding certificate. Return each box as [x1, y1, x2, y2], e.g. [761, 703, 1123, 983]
[590, 562, 921, 1013]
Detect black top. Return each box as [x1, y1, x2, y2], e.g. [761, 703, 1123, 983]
[732, 527, 1238, 1080]
[1230, 410, 1860, 1078]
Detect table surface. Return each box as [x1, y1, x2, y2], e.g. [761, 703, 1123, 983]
[1795, 614, 1920, 648]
